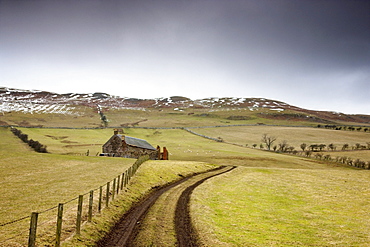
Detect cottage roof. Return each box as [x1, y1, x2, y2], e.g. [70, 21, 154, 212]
[119, 135, 156, 150]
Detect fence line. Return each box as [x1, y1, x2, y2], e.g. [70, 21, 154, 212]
[184, 127, 370, 169]
[0, 155, 149, 246]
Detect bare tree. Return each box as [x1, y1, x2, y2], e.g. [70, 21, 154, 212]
[328, 143, 336, 151]
[261, 134, 277, 151]
[318, 144, 326, 151]
[278, 140, 289, 152]
[309, 144, 318, 151]
[300, 143, 307, 152]
[342, 143, 349, 151]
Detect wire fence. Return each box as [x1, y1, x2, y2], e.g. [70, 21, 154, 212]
[183, 128, 370, 169]
[0, 155, 149, 247]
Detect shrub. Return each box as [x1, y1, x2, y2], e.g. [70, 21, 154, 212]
[10, 127, 48, 153]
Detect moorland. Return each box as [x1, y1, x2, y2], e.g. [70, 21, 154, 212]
[1, 88, 370, 246]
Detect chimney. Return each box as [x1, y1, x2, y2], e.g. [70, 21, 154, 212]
[114, 128, 124, 135]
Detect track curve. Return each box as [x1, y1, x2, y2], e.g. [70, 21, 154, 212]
[175, 166, 236, 247]
[97, 166, 236, 247]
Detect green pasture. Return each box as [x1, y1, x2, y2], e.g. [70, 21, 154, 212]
[194, 125, 370, 151]
[17, 127, 112, 155]
[192, 166, 370, 246]
[18, 126, 359, 169]
[1, 125, 369, 246]
[0, 126, 218, 246]
[19, 125, 370, 158]
[0, 127, 134, 244]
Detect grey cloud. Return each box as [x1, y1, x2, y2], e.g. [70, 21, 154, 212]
[0, 0, 369, 114]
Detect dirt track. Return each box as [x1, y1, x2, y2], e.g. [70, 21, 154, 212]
[97, 166, 235, 247]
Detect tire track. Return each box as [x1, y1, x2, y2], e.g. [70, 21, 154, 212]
[175, 165, 236, 247]
[96, 166, 235, 247]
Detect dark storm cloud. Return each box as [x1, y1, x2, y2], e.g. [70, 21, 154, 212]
[0, 0, 369, 114]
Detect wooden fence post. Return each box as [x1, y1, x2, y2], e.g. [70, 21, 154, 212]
[128, 167, 132, 180]
[76, 195, 83, 235]
[125, 170, 128, 186]
[98, 186, 102, 213]
[55, 203, 63, 247]
[106, 182, 110, 208]
[88, 190, 93, 222]
[112, 178, 116, 201]
[117, 175, 120, 194]
[28, 212, 38, 247]
[121, 172, 125, 190]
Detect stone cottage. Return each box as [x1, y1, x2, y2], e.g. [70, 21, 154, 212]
[102, 129, 168, 160]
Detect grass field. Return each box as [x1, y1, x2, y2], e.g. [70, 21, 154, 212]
[17, 127, 112, 155]
[326, 150, 370, 162]
[192, 166, 370, 246]
[1, 125, 370, 246]
[0, 127, 134, 245]
[17, 127, 323, 168]
[193, 125, 370, 147]
[193, 125, 370, 159]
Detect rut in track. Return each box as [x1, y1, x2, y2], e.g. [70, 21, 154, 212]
[97, 166, 236, 247]
[174, 166, 236, 246]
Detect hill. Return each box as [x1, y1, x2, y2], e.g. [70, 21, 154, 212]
[1, 87, 370, 246]
[1, 87, 369, 128]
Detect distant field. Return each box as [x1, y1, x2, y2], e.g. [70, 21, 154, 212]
[0, 106, 100, 128]
[18, 126, 365, 168]
[326, 150, 370, 162]
[17, 127, 112, 155]
[193, 125, 370, 158]
[1, 107, 323, 128]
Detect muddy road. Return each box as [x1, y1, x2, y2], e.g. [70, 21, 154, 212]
[97, 166, 236, 247]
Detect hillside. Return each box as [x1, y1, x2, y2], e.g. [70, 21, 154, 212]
[1, 87, 370, 246]
[1, 87, 369, 128]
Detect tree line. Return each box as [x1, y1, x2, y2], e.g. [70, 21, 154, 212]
[318, 124, 369, 132]
[10, 127, 48, 153]
[251, 134, 370, 169]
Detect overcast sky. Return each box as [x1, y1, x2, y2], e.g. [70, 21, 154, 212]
[1, 0, 369, 114]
